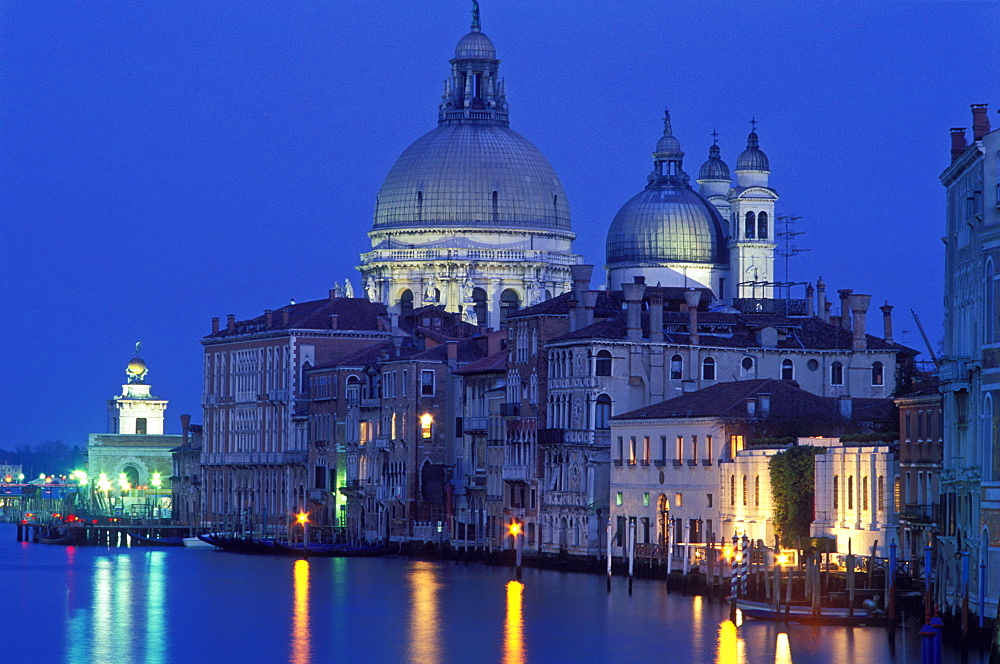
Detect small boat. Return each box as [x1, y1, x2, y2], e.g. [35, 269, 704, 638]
[37, 527, 78, 546]
[735, 599, 888, 626]
[275, 541, 395, 558]
[197, 534, 285, 555]
[128, 532, 185, 547]
[183, 536, 214, 548]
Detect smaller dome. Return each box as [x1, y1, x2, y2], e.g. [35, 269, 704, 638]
[736, 130, 770, 171]
[699, 144, 730, 180]
[656, 133, 681, 154]
[455, 31, 496, 60]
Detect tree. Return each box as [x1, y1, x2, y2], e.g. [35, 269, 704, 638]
[768, 445, 824, 549]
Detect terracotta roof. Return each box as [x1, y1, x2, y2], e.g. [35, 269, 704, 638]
[613, 378, 894, 428]
[454, 350, 507, 375]
[409, 337, 486, 364]
[206, 297, 387, 339]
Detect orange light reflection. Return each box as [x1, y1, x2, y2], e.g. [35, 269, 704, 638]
[503, 580, 525, 664]
[775, 632, 793, 664]
[715, 618, 746, 664]
[408, 561, 440, 664]
[291, 559, 311, 664]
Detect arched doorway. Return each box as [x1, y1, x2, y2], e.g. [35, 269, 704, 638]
[399, 289, 414, 316]
[472, 288, 487, 326]
[499, 289, 520, 325]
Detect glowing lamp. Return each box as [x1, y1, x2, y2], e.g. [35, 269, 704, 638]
[151, 473, 162, 488]
[777, 554, 789, 565]
[508, 521, 521, 537]
[295, 511, 310, 525]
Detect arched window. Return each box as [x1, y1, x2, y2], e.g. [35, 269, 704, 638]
[742, 475, 748, 506]
[399, 289, 414, 316]
[871, 361, 884, 386]
[754, 475, 760, 507]
[595, 350, 612, 376]
[730, 475, 736, 506]
[757, 211, 769, 239]
[744, 211, 756, 239]
[594, 395, 612, 429]
[499, 289, 520, 325]
[702, 357, 716, 381]
[416, 190, 423, 222]
[781, 359, 794, 381]
[472, 288, 487, 326]
[983, 394, 993, 471]
[492, 190, 499, 223]
[831, 361, 844, 386]
[670, 354, 683, 380]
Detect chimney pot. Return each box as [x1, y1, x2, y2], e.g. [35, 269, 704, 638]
[837, 289, 853, 330]
[805, 284, 815, 317]
[951, 127, 968, 162]
[180, 413, 191, 444]
[816, 277, 827, 322]
[582, 290, 599, 329]
[330, 314, 339, 331]
[226, 314, 236, 332]
[329, 288, 337, 300]
[879, 301, 894, 342]
[684, 289, 700, 345]
[648, 290, 664, 342]
[567, 298, 580, 333]
[972, 104, 991, 141]
[848, 293, 871, 349]
[282, 309, 290, 326]
[211, 317, 220, 334]
[621, 283, 646, 340]
[265, 309, 274, 329]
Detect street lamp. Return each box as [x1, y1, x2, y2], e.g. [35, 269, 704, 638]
[295, 511, 310, 550]
[508, 520, 523, 580]
[151, 473, 162, 520]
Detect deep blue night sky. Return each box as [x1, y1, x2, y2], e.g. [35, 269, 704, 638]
[2, 1, 997, 448]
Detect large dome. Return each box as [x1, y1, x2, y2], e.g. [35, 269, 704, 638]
[455, 31, 496, 59]
[606, 186, 728, 265]
[372, 123, 572, 232]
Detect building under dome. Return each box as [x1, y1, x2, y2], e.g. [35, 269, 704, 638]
[605, 111, 778, 303]
[358, 7, 581, 330]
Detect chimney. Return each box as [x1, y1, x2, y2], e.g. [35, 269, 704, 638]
[390, 311, 399, 335]
[746, 397, 757, 418]
[180, 413, 191, 444]
[972, 104, 991, 141]
[392, 335, 402, 356]
[758, 394, 771, 418]
[684, 289, 700, 345]
[805, 284, 815, 317]
[848, 293, 871, 350]
[879, 301, 894, 342]
[582, 290, 599, 329]
[621, 282, 646, 341]
[330, 314, 339, 330]
[226, 314, 236, 332]
[570, 264, 594, 329]
[211, 317, 220, 334]
[264, 309, 274, 329]
[816, 277, 827, 322]
[447, 340, 458, 364]
[282, 308, 291, 326]
[824, 301, 833, 321]
[838, 395, 852, 420]
[648, 290, 664, 342]
[837, 289, 853, 331]
[567, 297, 580, 332]
[329, 288, 337, 300]
[950, 127, 967, 162]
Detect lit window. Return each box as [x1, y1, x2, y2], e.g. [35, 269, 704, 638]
[615, 492, 623, 506]
[675, 492, 683, 507]
[642, 492, 650, 507]
[420, 413, 433, 439]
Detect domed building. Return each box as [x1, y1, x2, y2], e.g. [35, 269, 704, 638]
[605, 112, 778, 302]
[359, 9, 581, 329]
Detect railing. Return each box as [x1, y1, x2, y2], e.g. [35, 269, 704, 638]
[500, 403, 520, 417]
[464, 417, 488, 432]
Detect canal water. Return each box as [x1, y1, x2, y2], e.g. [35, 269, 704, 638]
[1, 525, 986, 663]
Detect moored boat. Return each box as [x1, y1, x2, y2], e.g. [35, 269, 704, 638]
[128, 532, 185, 547]
[275, 541, 396, 558]
[735, 599, 887, 626]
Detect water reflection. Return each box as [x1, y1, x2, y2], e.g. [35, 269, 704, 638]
[715, 619, 746, 664]
[145, 552, 167, 664]
[503, 580, 525, 664]
[291, 559, 311, 664]
[408, 561, 441, 664]
[774, 632, 793, 664]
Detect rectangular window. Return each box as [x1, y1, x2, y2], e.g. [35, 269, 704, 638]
[616, 492, 623, 506]
[420, 370, 435, 396]
[706, 493, 713, 508]
[676, 436, 683, 461]
[862, 476, 869, 511]
[402, 370, 408, 396]
[315, 465, 327, 490]
[847, 476, 854, 510]
[834, 476, 839, 510]
[691, 435, 698, 461]
[628, 437, 636, 466]
[617, 437, 624, 463]
[706, 435, 713, 461]
[674, 492, 683, 507]
[660, 436, 667, 464]
[730, 435, 744, 458]
[642, 492, 650, 507]
[905, 413, 911, 440]
[642, 436, 650, 465]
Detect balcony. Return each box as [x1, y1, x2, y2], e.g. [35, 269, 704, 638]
[464, 417, 488, 432]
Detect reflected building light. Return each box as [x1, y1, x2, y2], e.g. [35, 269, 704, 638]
[715, 619, 746, 664]
[91, 557, 114, 663]
[145, 552, 167, 664]
[774, 632, 793, 664]
[504, 580, 525, 664]
[408, 561, 441, 664]
[291, 559, 311, 664]
[113, 556, 134, 662]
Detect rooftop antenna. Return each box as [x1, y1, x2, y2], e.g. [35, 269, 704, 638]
[776, 215, 808, 299]
[910, 309, 939, 368]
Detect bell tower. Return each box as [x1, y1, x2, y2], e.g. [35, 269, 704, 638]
[727, 121, 778, 301]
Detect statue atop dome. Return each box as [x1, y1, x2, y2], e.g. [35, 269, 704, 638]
[126, 342, 148, 384]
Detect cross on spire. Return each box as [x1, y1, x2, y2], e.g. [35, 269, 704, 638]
[750, 116, 758, 132]
[711, 128, 719, 145]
